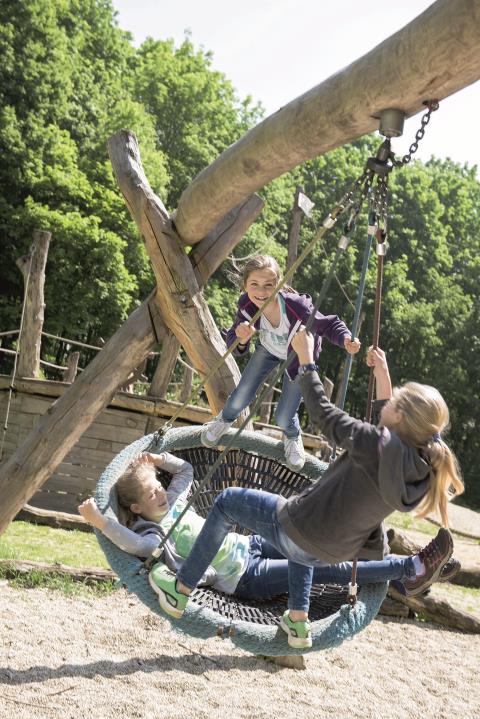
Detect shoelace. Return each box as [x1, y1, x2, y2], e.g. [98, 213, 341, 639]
[418, 538, 443, 567]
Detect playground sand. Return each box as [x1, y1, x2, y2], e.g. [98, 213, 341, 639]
[0, 584, 478, 719]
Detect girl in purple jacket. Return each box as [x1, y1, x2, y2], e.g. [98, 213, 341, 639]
[201, 254, 360, 470]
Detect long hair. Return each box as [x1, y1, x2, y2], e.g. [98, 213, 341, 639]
[391, 382, 464, 527]
[228, 254, 296, 293]
[115, 462, 155, 527]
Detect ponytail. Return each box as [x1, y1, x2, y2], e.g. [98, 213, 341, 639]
[414, 438, 464, 527]
[392, 382, 464, 527]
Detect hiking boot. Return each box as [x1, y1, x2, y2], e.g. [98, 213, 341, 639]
[438, 556, 461, 583]
[201, 415, 233, 447]
[149, 563, 189, 619]
[280, 610, 312, 649]
[284, 434, 305, 471]
[403, 528, 454, 597]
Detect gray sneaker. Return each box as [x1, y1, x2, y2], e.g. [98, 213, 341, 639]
[201, 415, 233, 447]
[403, 528, 454, 597]
[284, 434, 305, 471]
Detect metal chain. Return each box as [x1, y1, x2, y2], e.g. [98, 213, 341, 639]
[394, 100, 439, 166]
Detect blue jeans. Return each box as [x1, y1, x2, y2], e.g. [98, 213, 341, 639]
[177, 488, 416, 612]
[222, 344, 302, 438]
[234, 535, 415, 600]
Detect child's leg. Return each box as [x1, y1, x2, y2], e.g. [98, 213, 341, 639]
[177, 487, 284, 593]
[221, 346, 279, 421]
[234, 550, 415, 600]
[311, 555, 416, 585]
[274, 372, 302, 438]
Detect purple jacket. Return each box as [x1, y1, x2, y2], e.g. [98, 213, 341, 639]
[225, 291, 350, 379]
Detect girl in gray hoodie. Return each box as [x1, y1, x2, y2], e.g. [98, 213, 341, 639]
[149, 331, 463, 649]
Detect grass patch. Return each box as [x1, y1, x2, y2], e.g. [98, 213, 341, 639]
[386, 512, 439, 536]
[0, 564, 117, 597]
[0, 520, 110, 568]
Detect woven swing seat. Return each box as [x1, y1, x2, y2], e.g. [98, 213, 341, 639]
[95, 426, 387, 655]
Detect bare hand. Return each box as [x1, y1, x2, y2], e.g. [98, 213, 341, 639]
[132, 452, 166, 469]
[78, 497, 106, 529]
[291, 326, 315, 364]
[344, 337, 361, 355]
[235, 321, 255, 345]
[366, 346, 388, 373]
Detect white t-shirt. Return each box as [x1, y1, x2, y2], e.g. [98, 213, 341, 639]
[259, 295, 290, 359]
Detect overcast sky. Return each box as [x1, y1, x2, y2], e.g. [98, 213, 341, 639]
[112, 0, 479, 172]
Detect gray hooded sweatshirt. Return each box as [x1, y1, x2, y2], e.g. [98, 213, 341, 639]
[277, 371, 431, 562]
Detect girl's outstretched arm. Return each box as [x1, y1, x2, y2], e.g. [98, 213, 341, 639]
[366, 346, 392, 400]
[78, 498, 159, 557]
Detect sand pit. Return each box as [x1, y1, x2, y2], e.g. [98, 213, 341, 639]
[0, 583, 478, 719]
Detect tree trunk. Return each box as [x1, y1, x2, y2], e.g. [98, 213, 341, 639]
[15, 230, 51, 378]
[0, 296, 162, 535]
[173, 0, 480, 245]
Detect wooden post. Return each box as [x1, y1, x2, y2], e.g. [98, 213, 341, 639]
[149, 331, 180, 399]
[173, 0, 480, 245]
[63, 351, 80, 383]
[179, 363, 194, 404]
[286, 186, 305, 270]
[15, 230, 51, 378]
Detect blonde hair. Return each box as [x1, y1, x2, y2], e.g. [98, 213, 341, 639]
[229, 254, 296, 293]
[391, 382, 464, 527]
[116, 461, 157, 526]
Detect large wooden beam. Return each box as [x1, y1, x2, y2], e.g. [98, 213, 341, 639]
[0, 297, 161, 535]
[108, 131, 242, 413]
[174, 0, 480, 245]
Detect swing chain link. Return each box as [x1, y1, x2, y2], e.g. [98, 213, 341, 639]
[394, 100, 439, 166]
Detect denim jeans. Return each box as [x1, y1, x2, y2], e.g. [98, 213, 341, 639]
[234, 534, 416, 600]
[221, 344, 302, 438]
[177, 487, 314, 611]
[177, 488, 416, 612]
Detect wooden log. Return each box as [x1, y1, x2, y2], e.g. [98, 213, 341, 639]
[63, 351, 80, 382]
[179, 363, 194, 404]
[0, 558, 116, 584]
[378, 595, 410, 619]
[0, 296, 162, 535]
[15, 230, 51, 378]
[108, 130, 242, 414]
[173, 0, 480, 245]
[189, 194, 264, 286]
[149, 330, 181, 399]
[386, 527, 422, 555]
[451, 565, 480, 589]
[388, 585, 480, 633]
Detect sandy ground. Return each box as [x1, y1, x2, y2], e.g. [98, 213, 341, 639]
[0, 583, 479, 719]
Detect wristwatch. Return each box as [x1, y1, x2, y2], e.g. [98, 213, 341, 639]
[298, 363, 318, 376]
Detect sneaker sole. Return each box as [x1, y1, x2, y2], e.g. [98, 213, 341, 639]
[280, 618, 312, 649]
[285, 460, 306, 472]
[148, 572, 185, 619]
[405, 544, 454, 597]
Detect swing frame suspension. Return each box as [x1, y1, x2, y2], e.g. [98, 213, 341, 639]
[142, 102, 439, 609]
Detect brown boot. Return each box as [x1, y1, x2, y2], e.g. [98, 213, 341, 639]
[403, 528, 454, 597]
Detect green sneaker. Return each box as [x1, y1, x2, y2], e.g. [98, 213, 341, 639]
[149, 563, 189, 619]
[280, 610, 312, 649]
